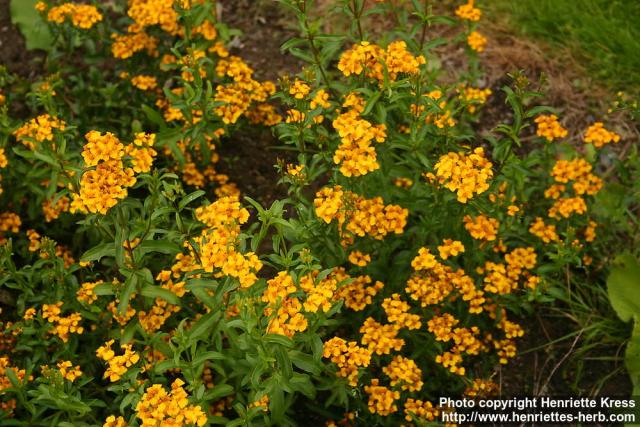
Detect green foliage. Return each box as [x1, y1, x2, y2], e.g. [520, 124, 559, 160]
[0, 0, 637, 425]
[607, 253, 640, 395]
[10, 0, 52, 50]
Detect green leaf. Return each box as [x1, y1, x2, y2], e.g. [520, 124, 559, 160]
[289, 351, 321, 375]
[10, 0, 52, 50]
[138, 240, 182, 256]
[118, 274, 138, 316]
[270, 384, 286, 423]
[625, 318, 640, 396]
[192, 351, 225, 367]
[141, 104, 166, 128]
[93, 282, 114, 296]
[80, 243, 115, 263]
[203, 383, 233, 401]
[362, 91, 382, 116]
[140, 285, 180, 305]
[189, 311, 220, 342]
[607, 253, 640, 323]
[274, 347, 293, 380]
[264, 334, 294, 348]
[179, 190, 206, 210]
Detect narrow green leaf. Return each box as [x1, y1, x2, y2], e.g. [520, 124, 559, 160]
[140, 285, 180, 305]
[80, 243, 115, 263]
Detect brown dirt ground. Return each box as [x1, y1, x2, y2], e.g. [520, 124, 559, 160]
[0, 0, 44, 78]
[0, 0, 632, 399]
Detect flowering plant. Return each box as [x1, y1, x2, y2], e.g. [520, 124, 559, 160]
[0, 0, 634, 426]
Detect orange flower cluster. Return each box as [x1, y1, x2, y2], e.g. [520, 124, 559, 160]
[214, 56, 279, 125]
[96, 340, 140, 382]
[535, 114, 568, 142]
[57, 360, 82, 382]
[382, 355, 423, 391]
[364, 379, 401, 416]
[13, 114, 66, 149]
[323, 337, 372, 386]
[314, 186, 408, 241]
[427, 313, 483, 375]
[332, 110, 387, 177]
[360, 317, 405, 355]
[583, 122, 620, 148]
[455, 0, 481, 21]
[482, 247, 538, 294]
[333, 268, 384, 311]
[467, 31, 487, 52]
[431, 147, 494, 203]
[407, 247, 485, 313]
[71, 131, 156, 215]
[459, 86, 491, 112]
[262, 272, 308, 337]
[45, 3, 103, 29]
[42, 302, 84, 342]
[194, 197, 262, 288]
[338, 41, 425, 82]
[463, 214, 499, 241]
[135, 379, 207, 427]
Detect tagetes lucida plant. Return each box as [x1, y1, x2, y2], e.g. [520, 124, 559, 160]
[0, 0, 630, 425]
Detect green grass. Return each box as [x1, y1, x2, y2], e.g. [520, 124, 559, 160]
[487, 0, 640, 93]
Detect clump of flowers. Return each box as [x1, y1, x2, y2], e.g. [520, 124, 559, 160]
[314, 186, 408, 241]
[430, 147, 493, 203]
[135, 379, 207, 426]
[467, 31, 487, 52]
[70, 131, 156, 215]
[96, 340, 140, 382]
[583, 122, 621, 148]
[323, 337, 372, 386]
[332, 110, 387, 177]
[13, 114, 66, 149]
[44, 3, 103, 29]
[194, 196, 262, 288]
[535, 114, 568, 141]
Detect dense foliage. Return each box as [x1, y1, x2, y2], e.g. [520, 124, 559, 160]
[0, 0, 637, 426]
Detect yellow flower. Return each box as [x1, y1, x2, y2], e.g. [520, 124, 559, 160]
[381, 294, 421, 330]
[529, 217, 559, 243]
[314, 186, 408, 240]
[96, 340, 140, 382]
[47, 3, 102, 29]
[332, 110, 387, 177]
[103, 415, 128, 427]
[323, 336, 372, 386]
[289, 79, 311, 99]
[348, 250, 371, 267]
[135, 379, 207, 426]
[13, 114, 66, 149]
[534, 114, 568, 141]
[111, 32, 158, 59]
[463, 214, 499, 241]
[57, 360, 82, 382]
[77, 280, 102, 304]
[364, 379, 400, 416]
[131, 74, 158, 90]
[382, 355, 423, 391]
[455, 0, 481, 21]
[467, 31, 487, 52]
[360, 317, 404, 355]
[404, 399, 439, 422]
[437, 239, 465, 260]
[583, 122, 621, 148]
[433, 147, 493, 203]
